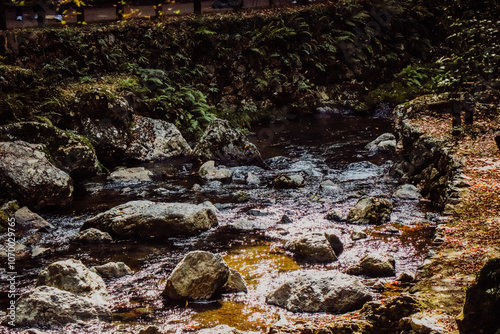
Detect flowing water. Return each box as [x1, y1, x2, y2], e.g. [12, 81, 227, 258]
[0, 112, 438, 333]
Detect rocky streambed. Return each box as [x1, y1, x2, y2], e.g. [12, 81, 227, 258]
[0, 112, 442, 333]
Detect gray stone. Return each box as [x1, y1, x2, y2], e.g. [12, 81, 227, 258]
[222, 268, 248, 293]
[91, 262, 133, 278]
[36, 259, 110, 307]
[199, 160, 233, 181]
[125, 115, 191, 162]
[162, 251, 230, 300]
[284, 232, 337, 263]
[108, 167, 153, 183]
[346, 196, 393, 224]
[14, 207, 53, 230]
[273, 174, 305, 189]
[406, 312, 447, 333]
[325, 231, 344, 256]
[396, 270, 415, 283]
[82, 200, 218, 238]
[192, 118, 265, 167]
[0, 141, 73, 209]
[351, 228, 368, 240]
[365, 133, 397, 154]
[394, 184, 422, 200]
[14, 286, 111, 327]
[266, 270, 372, 313]
[325, 208, 344, 221]
[72, 228, 113, 244]
[347, 253, 396, 277]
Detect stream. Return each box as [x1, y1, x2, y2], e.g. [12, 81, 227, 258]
[0, 112, 438, 333]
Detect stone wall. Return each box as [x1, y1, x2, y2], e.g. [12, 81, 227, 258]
[392, 98, 462, 210]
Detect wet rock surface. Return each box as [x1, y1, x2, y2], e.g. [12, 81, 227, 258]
[0, 115, 437, 333]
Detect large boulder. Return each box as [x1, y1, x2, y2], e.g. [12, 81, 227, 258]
[192, 118, 265, 167]
[347, 253, 396, 277]
[0, 121, 100, 179]
[162, 251, 231, 301]
[82, 200, 218, 238]
[14, 286, 112, 328]
[124, 115, 191, 162]
[346, 196, 393, 224]
[284, 232, 340, 263]
[0, 141, 73, 209]
[457, 258, 500, 334]
[61, 89, 134, 165]
[36, 259, 110, 306]
[266, 270, 372, 313]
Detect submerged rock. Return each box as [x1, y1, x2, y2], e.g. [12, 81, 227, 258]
[199, 160, 233, 181]
[0, 141, 73, 209]
[91, 262, 133, 278]
[347, 253, 396, 277]
[192, 118, 265, 167]
[273, 174, 305, 189]
[72, 228, 113, 244]
[266, 270, 372, 313]
[284, 232, 339, 263]
[457, 257, 500, 334]
[346, 196, 393, 224]
[14, 286, 112, 327]
[365, 133, 397, 154]
[393, 184, 422, 200]
[162, 251, 231, 301]
[82, 200, 218, 238]
[124, 115, 191, 162]
[108, 167, 153, 183]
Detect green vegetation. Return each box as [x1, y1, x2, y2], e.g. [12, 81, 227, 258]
[0, 0, 498, 137]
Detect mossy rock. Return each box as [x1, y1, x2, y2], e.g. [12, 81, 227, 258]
[0, 200, 20, 230]
[0, 121, 100, 179]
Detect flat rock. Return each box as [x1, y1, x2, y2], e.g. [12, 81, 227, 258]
[266, 270, 372, 313]
[82, 200, 218, 238]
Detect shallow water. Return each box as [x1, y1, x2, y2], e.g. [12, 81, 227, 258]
[0, 113, 438, 333]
